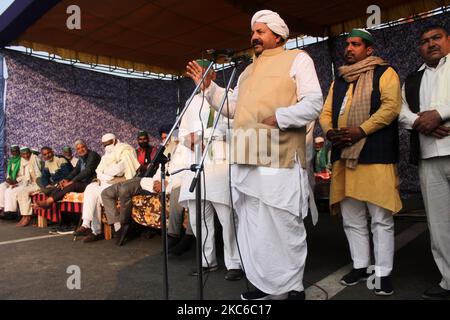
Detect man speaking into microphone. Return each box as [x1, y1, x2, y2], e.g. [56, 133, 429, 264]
[186, 10, 323, 300]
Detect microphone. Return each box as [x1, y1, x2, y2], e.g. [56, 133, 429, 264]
[170, 164, 198, 176]
[206, 48, 235, 56]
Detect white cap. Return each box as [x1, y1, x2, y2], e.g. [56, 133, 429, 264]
[101, 133, 116, 143]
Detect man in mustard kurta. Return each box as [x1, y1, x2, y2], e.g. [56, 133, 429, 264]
[320, 29, 401, 296]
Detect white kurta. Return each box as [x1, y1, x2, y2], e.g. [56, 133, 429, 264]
[166, 140, 188, 192]
[399, 53, 450, 159]
[0, 158, 28, 211]
[399, 53, 450, 290]
[82, 142, 140, 234]
[178, 93, 231, 207]
[146, 139, 191, 194]
[203, 50, 323, 294]
[177, 93, 241, 270]
[15, 157, 41, 216]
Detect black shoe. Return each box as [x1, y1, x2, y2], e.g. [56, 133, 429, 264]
[167, 235, 181, 251]
[287, 290, 306, 300]
[340, 267, 372, 286]
[49, 226, 59, 234]
[170, 235, 194, 256]
[56, 225, 75, 234]
[225, 269, 244, 281]
[422, 285, 450, 300]
[241, 288, 288, 300]
[190, 265, 219, 276]
[115, 224, 129, 246]
[141, 229, 157, 239]
[2, 211, 18, 221]
[73, 226, 92, 237]
[374, 275, 394, 296]
[83, 232, 104, 243]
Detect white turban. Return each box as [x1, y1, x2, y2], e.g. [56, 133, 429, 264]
[251, 10, 289, 40]
[101, 133, 116, 143]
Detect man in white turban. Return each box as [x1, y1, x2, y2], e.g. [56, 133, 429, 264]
[186, 10, 323, 300]
[75, 133, 140, 243]
[251, 9, 289, 41]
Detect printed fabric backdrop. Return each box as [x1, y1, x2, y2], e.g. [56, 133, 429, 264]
[2, 11, 449, 196]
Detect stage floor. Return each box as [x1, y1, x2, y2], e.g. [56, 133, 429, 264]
[0, 210, 439, 300]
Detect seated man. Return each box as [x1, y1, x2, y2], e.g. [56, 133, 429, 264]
[135, 130, 157, 176]
[0, 145, 26, 220]
[76, 133, 140, 243]
[37, 147, 73, 194]
[62, 146, 79, 168]
[100, 126, 174, 246]
[30, 148, 44, 174]
[101, 176, 160, 246]
[313, 136, 331, 174]
[15, 147, 42, 226]
[36, 140, 101, 208]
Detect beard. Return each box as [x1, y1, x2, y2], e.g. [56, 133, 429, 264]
[138, 143, 149, 149]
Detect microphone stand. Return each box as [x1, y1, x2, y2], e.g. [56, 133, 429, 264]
[159, 153, 169, 300]
[142, 59, 216, 301]
[188, 57, 240, 300]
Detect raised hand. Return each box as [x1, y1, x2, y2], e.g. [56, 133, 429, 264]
[186, 60, 215, 90]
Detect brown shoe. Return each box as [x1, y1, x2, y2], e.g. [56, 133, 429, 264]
[83, 232, 104, 243]
[73, 226, 92, 237]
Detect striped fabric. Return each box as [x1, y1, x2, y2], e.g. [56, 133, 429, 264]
[32, 192, 84, 223]
[59, 201, 83, 214]
[32, 193, 60, 223]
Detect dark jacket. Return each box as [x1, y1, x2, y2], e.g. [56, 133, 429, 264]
[404, 69, 425, 165]
[40, 156, 73, 186]
[66, 150, 101, 184]
[331, 65, 399, 164]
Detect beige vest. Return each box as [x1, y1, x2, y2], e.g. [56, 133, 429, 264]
[232, 46, 306, 168]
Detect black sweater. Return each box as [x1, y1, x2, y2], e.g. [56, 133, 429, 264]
[66, 150, 101, 184]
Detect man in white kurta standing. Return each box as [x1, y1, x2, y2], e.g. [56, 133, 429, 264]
[79, 133, 140, 243]
[399, 25, 450, 300]
[186, 10, 323, 299]
[178, 90, 243, 281]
